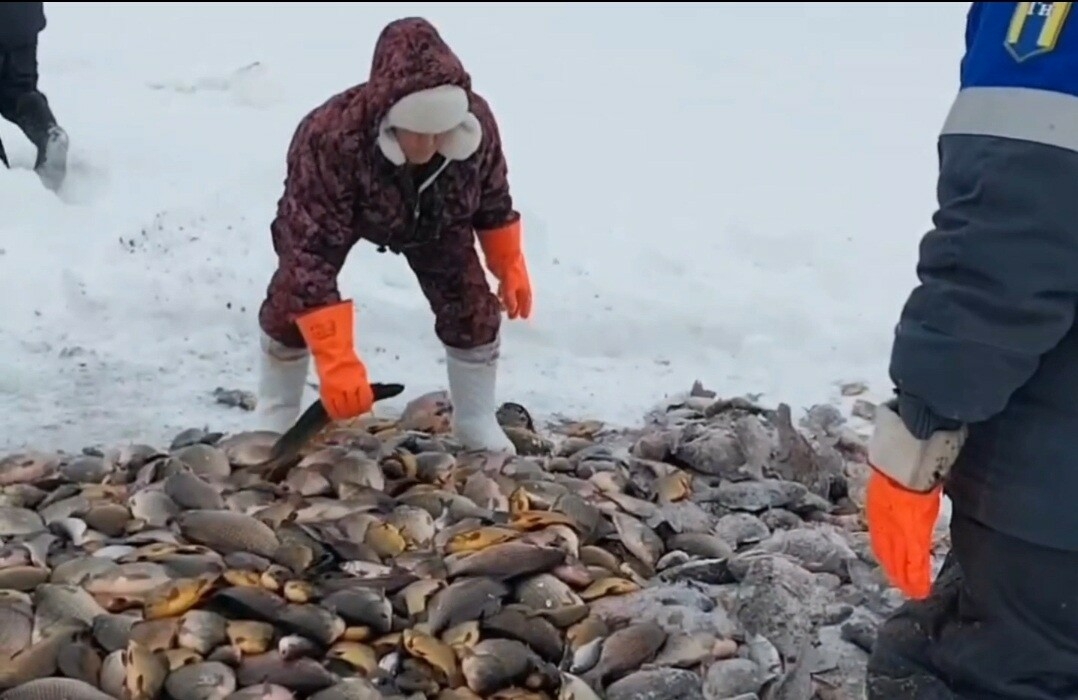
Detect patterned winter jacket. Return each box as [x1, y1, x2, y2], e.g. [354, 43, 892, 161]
[258, 17, 519, 349]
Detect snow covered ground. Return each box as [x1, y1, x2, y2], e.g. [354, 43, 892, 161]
[0, 2, 970, 453]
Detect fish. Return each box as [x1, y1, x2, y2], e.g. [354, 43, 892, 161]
[258, 383, 405, 482]
[0, 380, 874, 700]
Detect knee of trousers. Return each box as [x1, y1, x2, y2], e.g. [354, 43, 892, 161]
[433, 290, 501, 350]
[258, 295, 306, 352]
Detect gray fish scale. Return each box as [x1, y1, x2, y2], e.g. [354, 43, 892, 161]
[177, 510, 280, 558]
[0, 678, 113, 700]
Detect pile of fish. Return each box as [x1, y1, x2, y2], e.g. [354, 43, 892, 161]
[0, 384, 904, 700]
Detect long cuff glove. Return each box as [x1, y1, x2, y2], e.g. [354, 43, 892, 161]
[866, 398, 967, 599]
[478, 219, 533, 320]
[295, 300, 375, 421]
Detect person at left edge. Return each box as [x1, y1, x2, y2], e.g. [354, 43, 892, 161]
[0, 1, 69, 191]
[255, 17, 533, 454]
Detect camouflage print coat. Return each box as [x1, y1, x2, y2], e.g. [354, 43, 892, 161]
[258, 17, 517, 351]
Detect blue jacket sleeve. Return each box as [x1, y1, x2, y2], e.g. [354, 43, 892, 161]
[964, 2, 984, 52]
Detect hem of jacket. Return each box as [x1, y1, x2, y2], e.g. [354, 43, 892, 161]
[942, 85, 1078, 153]
[946, 470, 1078, 553]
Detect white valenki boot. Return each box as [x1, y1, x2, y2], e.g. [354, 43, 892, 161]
[256, 332, 311, 434]
[445, 339, 517, 454]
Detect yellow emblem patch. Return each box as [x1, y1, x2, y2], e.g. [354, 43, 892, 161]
[1005, 2, 1072, 61]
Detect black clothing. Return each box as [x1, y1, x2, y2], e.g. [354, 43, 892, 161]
[0, 2, 45, 49]
[868, 512, 1078, 699]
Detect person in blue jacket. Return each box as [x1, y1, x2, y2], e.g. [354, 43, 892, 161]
[0, 2, 68, 191]
[865, 2, 1078, 697]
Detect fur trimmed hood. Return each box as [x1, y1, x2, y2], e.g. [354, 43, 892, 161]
[377, 84, 482, 165]
[367, 18, 482, 165]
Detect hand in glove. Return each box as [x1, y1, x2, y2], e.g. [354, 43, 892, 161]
[865, 397, 966, 599]
[295, 300, 375, 421]
[866, 468, 942, 599]
[478, 219, 533, 320]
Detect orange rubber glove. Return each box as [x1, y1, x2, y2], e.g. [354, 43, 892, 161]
[295, 299, 375, 421]
[478, 219, 533, 320]
[866, 465, 941, 600]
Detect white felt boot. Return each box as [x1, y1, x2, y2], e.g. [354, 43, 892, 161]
[256, 332, 311, 434]
[445, 340, 517, 454]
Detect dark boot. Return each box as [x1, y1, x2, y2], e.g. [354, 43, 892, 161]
[14, 91, 67, 191]
[926, 513, 1078, 699]
[865, 551, 963, 699]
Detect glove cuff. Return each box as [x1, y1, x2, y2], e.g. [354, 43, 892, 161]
[478, 218, 523, 275]
[868, 401, 967, 493]
[295, 300, 363, 371]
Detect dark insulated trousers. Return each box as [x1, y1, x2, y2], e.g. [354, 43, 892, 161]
[867, 511, 1078, 699]
[0, 40, 38, 117]
[0, 39, 52, 167]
